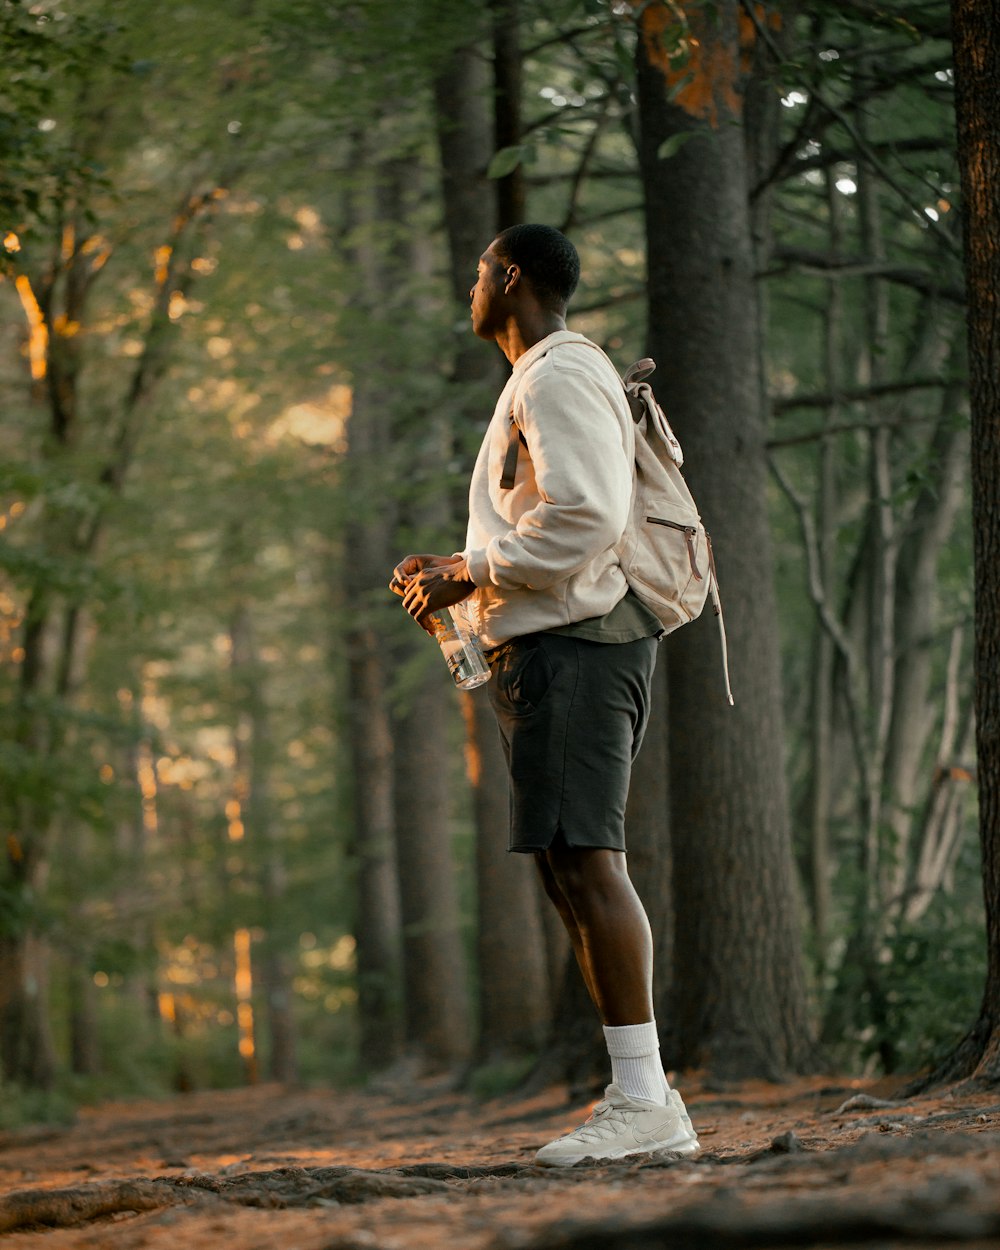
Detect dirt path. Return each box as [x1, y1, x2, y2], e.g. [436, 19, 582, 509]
[1, 1074, 999, 1248]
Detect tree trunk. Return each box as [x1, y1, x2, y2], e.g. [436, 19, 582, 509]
[635, 1, 815, 1079]
[463, 693, 549, 1061]
[885, 382, 969, 910]
[228, 595, 300, 1085]
[433, 34, 550, 1065]
[341, 388, 404, 1071]
[920, 0, 1000, 1086]
[66, 857, 101, 1077]
[627, 662, 674, 1053]
[343, 586, 403, 1070]
[490, 0, 524, 231]
[800, 167, 847, 967]
[0, 927, 58, 1089]
[393, 687, 472, 1069]
[337, 143, 409, 1072]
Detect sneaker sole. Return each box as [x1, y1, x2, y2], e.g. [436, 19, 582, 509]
[535, 1130, 701, 1168]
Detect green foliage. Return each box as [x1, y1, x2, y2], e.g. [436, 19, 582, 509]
[822, 887, 985, 1075]
[466, 1055, 538, 1101]
[0, 0, 983, 1109]
[879, 903, 986, 1073]
[0, 1083, 77, 1130]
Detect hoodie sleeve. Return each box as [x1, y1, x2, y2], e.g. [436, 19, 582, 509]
[465, 361, 632, 591]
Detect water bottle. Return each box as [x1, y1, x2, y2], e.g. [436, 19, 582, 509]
[428, 602, 491, 690]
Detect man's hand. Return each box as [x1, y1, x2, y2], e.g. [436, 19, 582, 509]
[389, 553, 476, 632]
[389, 553, 456, 596]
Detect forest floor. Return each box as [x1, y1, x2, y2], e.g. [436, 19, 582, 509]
[1, 1070, 999, 1249]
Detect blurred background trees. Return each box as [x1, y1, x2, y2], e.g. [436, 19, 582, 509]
[0, 0, 985, 1115]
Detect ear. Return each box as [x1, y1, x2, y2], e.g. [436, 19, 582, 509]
[503, 263, 521, 295]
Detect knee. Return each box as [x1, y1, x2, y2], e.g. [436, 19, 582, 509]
[546, 848, 628, 902]
[535, 854, 571, 910]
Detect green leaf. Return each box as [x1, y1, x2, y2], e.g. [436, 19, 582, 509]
[486, 144, 525, 179]
[657, 131, 698, 161]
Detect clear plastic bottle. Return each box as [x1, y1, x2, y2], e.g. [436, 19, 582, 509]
[428, 602, 491, 690]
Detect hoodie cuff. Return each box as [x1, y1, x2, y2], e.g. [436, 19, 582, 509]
[463, 548, 491, 588]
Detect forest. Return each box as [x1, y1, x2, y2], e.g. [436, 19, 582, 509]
[2, 0, 999, 1140]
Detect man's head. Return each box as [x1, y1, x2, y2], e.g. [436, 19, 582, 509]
[492, 224, 580, 310]
[470, 224, 580, 341]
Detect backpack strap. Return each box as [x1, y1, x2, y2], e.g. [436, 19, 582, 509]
[499, 340, 625, 492]
[499, 415, 524, 490]
[706, 534, 735, 707]
[497, 342, 734, 705]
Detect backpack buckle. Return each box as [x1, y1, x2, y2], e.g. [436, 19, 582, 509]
[623, 358, 656, 386]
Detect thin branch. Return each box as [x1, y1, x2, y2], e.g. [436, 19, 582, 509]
[744, 2, 955, 204]
[789, 135, 954, 180]
[904, 633, 976, 924]
[767, 412, 941, 450]
[83, 174, 238, 542]
[560, 93, 613, 232]
[763, 245, 965, 304]
[523, 20, 612, 57]
[570, 202, 644, 227]
[527, 167, 638, 185]
[836, 0, 951, 39]
[521, 103, 609, 138]
[571, 287, 643, 314]
[771, 376, 956, 417]
[814, 96, 961, 258]
[768, 456, 871, 795]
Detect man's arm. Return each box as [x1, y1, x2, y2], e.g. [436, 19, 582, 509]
[466, 365, 632, 592]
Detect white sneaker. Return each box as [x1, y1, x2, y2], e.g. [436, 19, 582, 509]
[668, 1086, 698, 1140]
[534, 1083, 700, 1167]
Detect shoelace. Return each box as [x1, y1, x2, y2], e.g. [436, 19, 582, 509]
[563, 1100, 634, 1142]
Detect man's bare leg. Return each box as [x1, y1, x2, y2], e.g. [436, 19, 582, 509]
[535, 846, 654, 1025]
[533, 846, 670, 1104]
[534, 853, 600, 1007]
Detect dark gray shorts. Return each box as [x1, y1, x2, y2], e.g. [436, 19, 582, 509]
[486, 632, 658, 854]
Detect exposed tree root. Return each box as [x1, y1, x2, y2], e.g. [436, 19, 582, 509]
[905, 1020, 1000, 1095]
[0, 1163, 538, 1232]
[0, 1178, 196, 1234]
[509, 1197, 1000, 1249]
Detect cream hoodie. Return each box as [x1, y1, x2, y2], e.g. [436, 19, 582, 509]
[463, 330, 634, 648]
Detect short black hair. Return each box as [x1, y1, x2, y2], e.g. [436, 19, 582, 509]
[492, 224, 580, 310]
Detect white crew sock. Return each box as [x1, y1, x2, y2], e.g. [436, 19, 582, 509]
[603, 1021, 668, 1105]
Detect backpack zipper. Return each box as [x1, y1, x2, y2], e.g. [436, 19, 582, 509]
[646, 517, 703, 581]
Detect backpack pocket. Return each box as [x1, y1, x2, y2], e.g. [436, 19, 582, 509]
[618, 500, 710, 632]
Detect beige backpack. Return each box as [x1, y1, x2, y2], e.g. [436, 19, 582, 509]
[500, 344, 733, 705]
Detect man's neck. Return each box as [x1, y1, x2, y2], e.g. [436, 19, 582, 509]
[496, 311, 567, 365]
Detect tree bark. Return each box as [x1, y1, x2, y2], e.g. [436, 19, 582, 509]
[490, 0, 525, 231]
[228, 595, 300, 1085]
[463, 693, 549, 1061]
[433, 32, 551, 1064]
[0, 926, 58, 1089]
[343, 621, 403, 1070]
[336, 141, 416, 1072]
[341, 429, 403, 1071]
[920, 0, 1000, 1086]
[626, 662, 674, 1054]
[635, 1, 815, 1078]
[393, 685, 472, 1069]
[376, 141, 473, 1069]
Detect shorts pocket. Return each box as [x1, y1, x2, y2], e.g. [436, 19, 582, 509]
[497, 637, 555, 712]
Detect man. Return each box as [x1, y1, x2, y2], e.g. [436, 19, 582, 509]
[390, 224, 699, 1166]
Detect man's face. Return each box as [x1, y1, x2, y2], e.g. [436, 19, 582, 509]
[469, 244, 508, 340]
